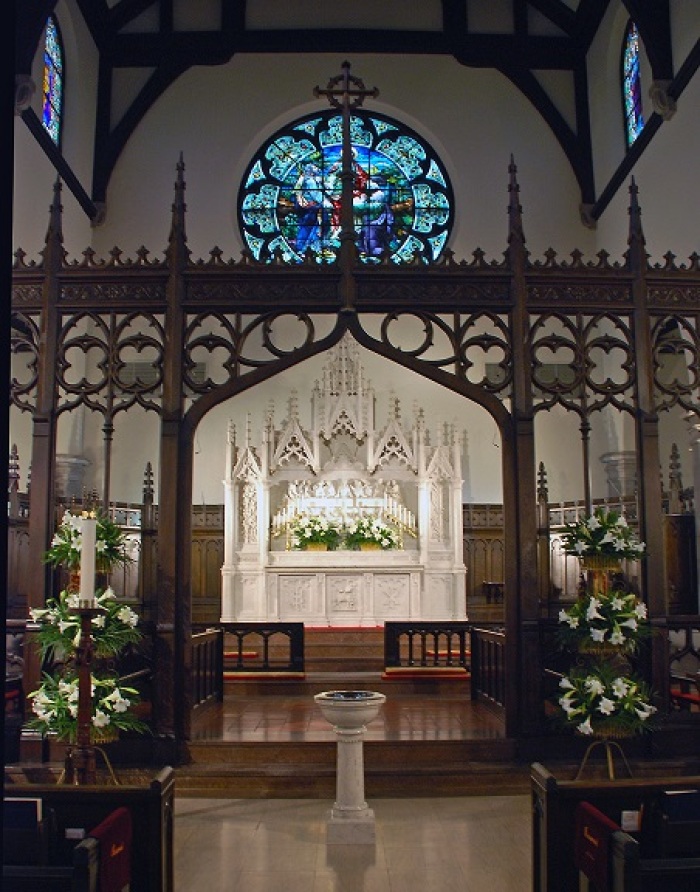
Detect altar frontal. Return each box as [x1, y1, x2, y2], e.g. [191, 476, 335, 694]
[221, 335, 466, 625]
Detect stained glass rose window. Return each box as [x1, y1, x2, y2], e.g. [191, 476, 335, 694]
[238, 111, 453, 265]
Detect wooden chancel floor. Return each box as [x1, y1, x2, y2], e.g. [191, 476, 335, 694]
[181, 666, 527, 798]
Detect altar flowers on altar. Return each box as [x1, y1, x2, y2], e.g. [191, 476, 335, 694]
[344, 516, 400, 550]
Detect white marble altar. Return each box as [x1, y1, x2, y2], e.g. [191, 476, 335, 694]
[221, 335, 466, 624]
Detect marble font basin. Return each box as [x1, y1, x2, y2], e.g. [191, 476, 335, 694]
[314, 690, 386, 729]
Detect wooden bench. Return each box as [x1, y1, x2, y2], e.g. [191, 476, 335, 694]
[3, 797, 103, 892]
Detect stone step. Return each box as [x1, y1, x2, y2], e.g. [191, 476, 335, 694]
[174, 738, 527, 798]
[223, 670, 470, 696]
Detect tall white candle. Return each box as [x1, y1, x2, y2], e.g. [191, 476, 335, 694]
[79, 517, 97, 605]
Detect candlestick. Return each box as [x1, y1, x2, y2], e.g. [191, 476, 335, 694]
[79, 517, 97, 605]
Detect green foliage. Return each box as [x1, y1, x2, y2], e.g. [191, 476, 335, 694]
[343, 516, 401, 550]
[290, 515, 343, 549]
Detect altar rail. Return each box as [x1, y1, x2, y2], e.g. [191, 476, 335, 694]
[220, 622, 305, 674]
[384, 621, 471, 671]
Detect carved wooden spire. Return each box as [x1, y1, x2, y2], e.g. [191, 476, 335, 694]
[165, 153, 190, 268]
[507, 155, 526, 263]
[626, 176, 647, 273]
[41, 177, 67, 270]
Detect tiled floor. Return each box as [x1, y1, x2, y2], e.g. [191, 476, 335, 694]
[174, 794, 532, 891]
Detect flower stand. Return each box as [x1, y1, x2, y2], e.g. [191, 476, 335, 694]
[574, 737, 633, 780]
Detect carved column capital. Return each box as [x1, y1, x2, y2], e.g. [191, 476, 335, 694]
[649, 80, 677, 121]
[15, 75, 35, 114]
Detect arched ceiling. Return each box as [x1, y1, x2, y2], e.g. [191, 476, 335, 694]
[15, 1, 685, 213]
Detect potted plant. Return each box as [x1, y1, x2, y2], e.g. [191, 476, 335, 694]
[343, 516, 401, 550]
[289, 515, 343, 550]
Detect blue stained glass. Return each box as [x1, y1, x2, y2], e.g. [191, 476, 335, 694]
[42, 16, 63, 147]
[622, 20, 644, 148]
[238, 110, 453, 265]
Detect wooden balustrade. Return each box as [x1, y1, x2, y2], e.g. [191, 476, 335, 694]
[469, 624, 506, 707]
[383, 621, 471, 670]
[191, 629, 223, 709]
[219, 622, 305, 674]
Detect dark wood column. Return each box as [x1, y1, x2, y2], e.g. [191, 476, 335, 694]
[23, 180, 65, 710]
[153, 157, 190, 749]
[505, 159, 541, 738]
[626, 179, 666, 699]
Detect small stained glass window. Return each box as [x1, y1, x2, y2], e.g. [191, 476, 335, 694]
[238, 110, 454, 264]
[42, 15, 64, 146]
[622, 20, 644, 148]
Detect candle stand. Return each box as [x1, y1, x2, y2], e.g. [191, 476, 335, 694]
[62, 603, 105, 785]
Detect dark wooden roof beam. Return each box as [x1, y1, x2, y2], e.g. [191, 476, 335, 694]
[622, 0, 674, 80]
[106, 29, 577, 69]
[526, 0, 577, 36]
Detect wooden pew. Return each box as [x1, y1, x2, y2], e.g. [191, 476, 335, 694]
[531, 762, 700, 892]
[4, 766, 174, 892]
[576, 802, 700, 891]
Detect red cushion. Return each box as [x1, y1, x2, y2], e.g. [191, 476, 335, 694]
[88, 806, 132, 892]
[574, 802, 619, 892]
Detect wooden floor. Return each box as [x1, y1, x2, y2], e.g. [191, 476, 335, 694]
[180, 672, 529, 798]
[190, 673, 505, 743]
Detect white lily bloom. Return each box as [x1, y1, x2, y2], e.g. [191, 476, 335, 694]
[585, 677, 604, 696]
[612, 678, 629, 698]
[578, 717, 594, 735]
[92, 710, 111, 728]
[590, 628, 606, 642]
[598, 697, 615, 715]
[586, 598, 603, 620]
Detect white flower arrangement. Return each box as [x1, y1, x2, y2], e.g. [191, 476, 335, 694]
[28, 672, 147, 744]
[343, 516, 401, 550]
[30, 587, 142, 661]
[561, 507, 645, 560]
[290, 515, 343, 549]
[558, 588, 649, 654]
[44, 509, 133, 572]
[558, 663, 657, 738]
